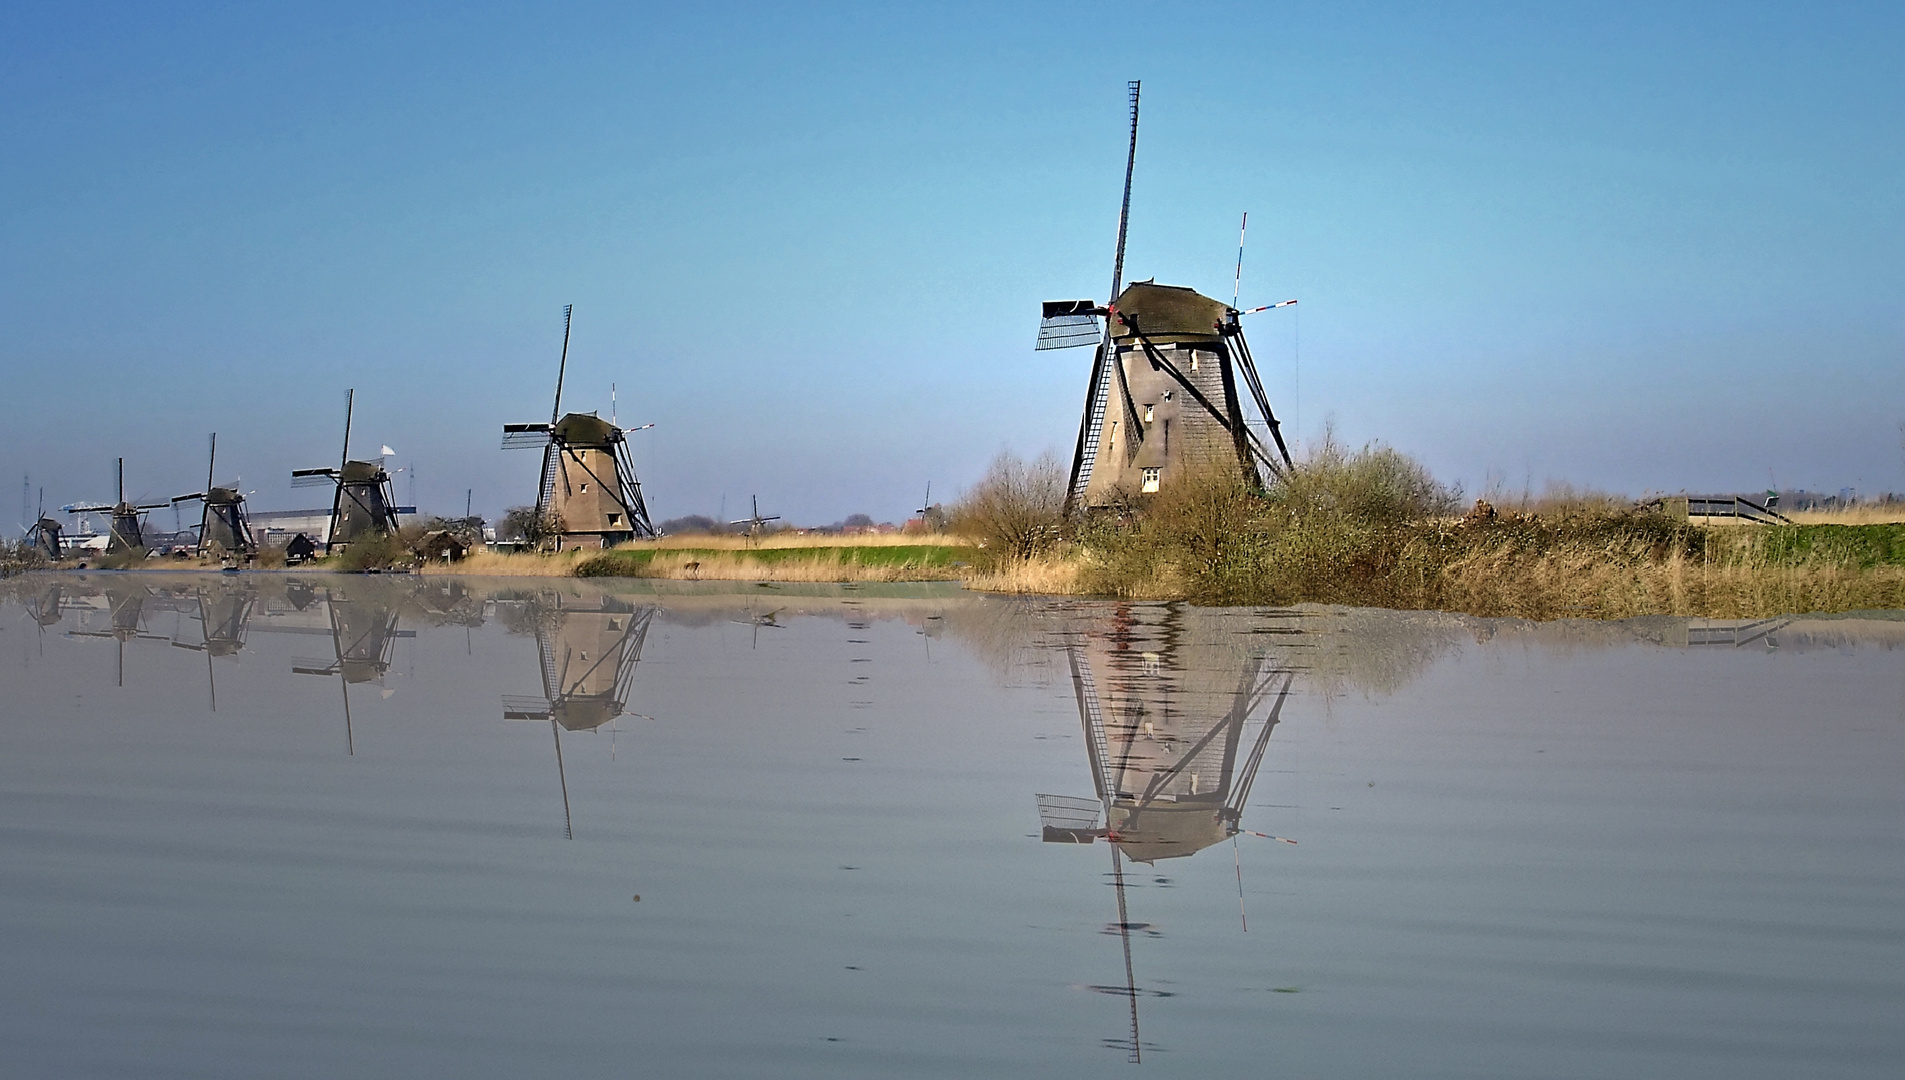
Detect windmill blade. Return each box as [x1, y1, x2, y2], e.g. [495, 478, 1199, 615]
[291, 468, 340, 488]
[502, 694, 556, 720]
[172, 492, 208, 504]
[1036, 300, 1104, 351]
[502, 423, 554, 449]
[1238, 299, 1298, 316]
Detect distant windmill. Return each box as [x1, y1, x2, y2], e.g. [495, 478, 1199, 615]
[502, 305, 659, 550]
[1037, 82, 1297, 515]
[291, 390, 413, 553]
[25, 487, 64, 560]
[63, 458, 168, 554]
[502, 595, 657, 837]
[172, 434, 257, 559]
[729, 494, 780, 537]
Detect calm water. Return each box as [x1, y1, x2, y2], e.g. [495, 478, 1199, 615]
[2, 573, 1901, 1078]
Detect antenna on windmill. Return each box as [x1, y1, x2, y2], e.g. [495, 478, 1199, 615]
[1233, 211, 1247, 310]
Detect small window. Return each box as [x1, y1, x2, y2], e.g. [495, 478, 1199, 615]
[1143, 405, 1155, 423]
[1108, 420, 1118, 451]
[580, 482, 589, 493]
[608, 513, 621, 526]
[1141, 468, 1161, 493]
[1162, 389, 1174, 401]
[1190, 353, 1200, 371]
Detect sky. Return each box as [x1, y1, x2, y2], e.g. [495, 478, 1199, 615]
[4, 1, 1902, 527]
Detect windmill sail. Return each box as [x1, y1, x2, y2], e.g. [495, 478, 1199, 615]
[1036, 300, 1104, 351]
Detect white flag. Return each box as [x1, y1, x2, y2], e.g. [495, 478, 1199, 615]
[380, 445, 396, 457]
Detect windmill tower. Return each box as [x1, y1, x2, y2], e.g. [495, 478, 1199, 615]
[63, 458, 168, 553]
[1034, 605, 1296, 1062]
[502, 593, 657, 837]
[502, 306, 658, 550]
[1037, 82, 1297, 515]
[292, 390, 412, 552]
[172, 434, 257, 558]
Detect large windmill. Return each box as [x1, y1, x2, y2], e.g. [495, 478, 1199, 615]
[1037, 82, 1297, 515]
[292, 390, 413, 552]
[502, 306, 658, 550]
[502, 593, 657, 837]
[172, 434, 257, 559]
[63, 458, 168, 554]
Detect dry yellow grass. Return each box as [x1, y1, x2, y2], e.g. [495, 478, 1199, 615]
[591, 549, 966, 583]
[959, 556, 1085, 595]
[419, 549, 591, 577]
[635, 532, 952, 551]
[1786, 506, 1905, 525]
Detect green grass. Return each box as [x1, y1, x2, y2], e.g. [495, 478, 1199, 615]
[1743, 524, 1905, 568]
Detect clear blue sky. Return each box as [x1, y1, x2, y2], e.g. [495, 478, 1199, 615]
[4, 1, 1902, 525]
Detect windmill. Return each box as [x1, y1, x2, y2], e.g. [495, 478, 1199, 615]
[1035, 606, 1296, 1062]
[501, 594, 658, 837]
[24, 486, 65, 560]
[729, 495, 780, 537]
[502, 306, 659, 550]
[63, 458, 168, 553]
[292, 390, 414, 553]
[1037, 82, 1298, 515]
[173, 434, 257, 559]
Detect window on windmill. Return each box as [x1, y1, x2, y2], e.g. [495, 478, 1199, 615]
[1190, 352, 1200, 371]
[1162, 389, 1174, 401]
[1141, 467, 1161, 493]
[608, 513, 621, 526]
[1143, 404, 1155, 423]
[580, 482, 589, 493]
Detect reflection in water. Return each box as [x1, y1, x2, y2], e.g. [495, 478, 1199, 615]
[64, 581, 170, 686]
[1035, 604, 1295, 1063]
[4, 574, 1902, 1076]
[501, 593, 657, 837]
[290, 585, 415, 755]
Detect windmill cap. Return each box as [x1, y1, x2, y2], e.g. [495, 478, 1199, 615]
[553, 412, 621, 447]
[1110, 281, 1231, 346]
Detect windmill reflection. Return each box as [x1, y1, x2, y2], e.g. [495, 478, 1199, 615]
[65, 581, 170, 685]
[292, 589, 413, 755]
[501, 595, 657, 838]
[169, 581, 257, 711]
[1037, 608, 1294, 1063]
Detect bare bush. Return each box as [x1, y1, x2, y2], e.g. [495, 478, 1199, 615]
[949, 451, 1067, 561]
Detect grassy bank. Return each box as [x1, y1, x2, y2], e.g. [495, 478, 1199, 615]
[948, 444, 1905, 619]
[572, 542, 974, 582]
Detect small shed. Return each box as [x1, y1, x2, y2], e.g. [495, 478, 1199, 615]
[285, 533, 319, 564]
[415, 530, 470, 563]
